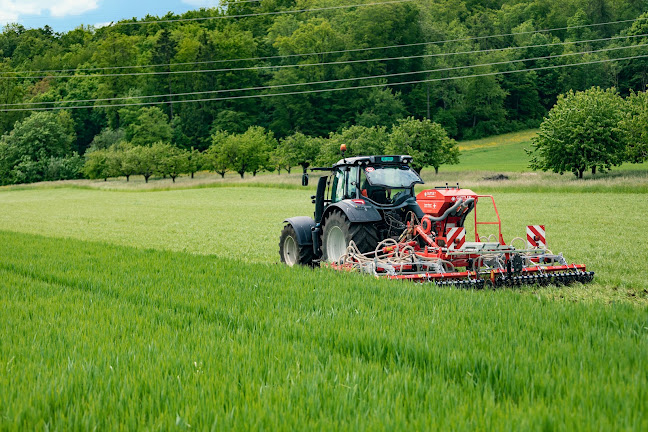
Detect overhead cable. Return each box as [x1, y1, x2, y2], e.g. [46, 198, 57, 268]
[3, 43, 645, 107]
[3, 33, 646, 80]
[2, 51, 645, 112]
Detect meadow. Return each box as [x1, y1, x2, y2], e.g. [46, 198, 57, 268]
[1, 131, 647, 430]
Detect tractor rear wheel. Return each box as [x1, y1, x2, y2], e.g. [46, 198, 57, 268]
[279, 224, 314, 267]
[321, 211, 379, 263]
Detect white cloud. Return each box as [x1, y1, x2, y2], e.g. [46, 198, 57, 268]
[0, 0, 99, 25]
[94, 21, 112, 29]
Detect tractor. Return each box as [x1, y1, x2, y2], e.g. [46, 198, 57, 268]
[279, 152, 424, 266]
[279, 148, 594, 288]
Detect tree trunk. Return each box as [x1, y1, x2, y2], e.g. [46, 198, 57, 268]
[287, 167, 291, 174]
[171, 176, 176, 183]
[591, 166, 596, 175]
[191, 172, 194, 179]
[145, 175, 151, 183]
[434, 166, 439, 174]
[239, 171, 245, 178]
[219, 172, 225, 179]
[578, 169, 584, 179]
[126, 175, 130, 182]
[253, 170, 257, 177]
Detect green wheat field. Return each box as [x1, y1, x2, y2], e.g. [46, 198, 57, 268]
[1, 133, 647, 430]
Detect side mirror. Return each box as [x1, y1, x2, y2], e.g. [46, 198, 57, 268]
[302, 173, 309, 187]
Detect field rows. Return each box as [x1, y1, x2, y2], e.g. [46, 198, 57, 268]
[1, 231, 646, 430]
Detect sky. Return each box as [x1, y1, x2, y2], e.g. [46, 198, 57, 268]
[0, 0, 225, 32]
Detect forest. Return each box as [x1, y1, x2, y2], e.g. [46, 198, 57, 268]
[0, 0, 647, 184]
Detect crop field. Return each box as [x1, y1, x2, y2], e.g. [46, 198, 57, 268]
[1, 138, 648, 429]
[1, 230, 647, 430]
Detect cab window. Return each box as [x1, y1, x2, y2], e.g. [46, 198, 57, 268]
[331, 169, 345, 203]
[331, 167, 359, 202]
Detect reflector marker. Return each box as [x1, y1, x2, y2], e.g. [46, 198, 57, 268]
[446, 227, 466, 250]
[527, 225, 546, 248]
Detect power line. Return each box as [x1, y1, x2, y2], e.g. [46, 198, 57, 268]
[108, 0, 415, 26]
[2, 50, 644, 112]
[4, 43, 646, 108]
[3, 33, 645, 80]
[5, 17, 648, 76]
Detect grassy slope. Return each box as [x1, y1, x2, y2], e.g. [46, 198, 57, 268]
[1, 231, 646, 430]
[448, 129, 648, 173]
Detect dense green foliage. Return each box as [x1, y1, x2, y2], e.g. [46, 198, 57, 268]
[387, 117, 459, 173]
[0, 111, 83, 184]
[1, 1, 648, 152]
[528, 87, 628, 177]
[621, 89, 648, 163]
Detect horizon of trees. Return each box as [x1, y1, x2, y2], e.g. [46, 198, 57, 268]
[1, 1, 648, 185]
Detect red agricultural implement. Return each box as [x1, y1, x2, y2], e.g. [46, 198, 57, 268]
[280, 151, 593, 288]
[331, 186, 594, 288]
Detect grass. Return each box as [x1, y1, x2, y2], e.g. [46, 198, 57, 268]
[1, 231, 646, 430]
[2, 129, 648, 429]
[0, 186, 646, 302]
[450, 129, 648, 173]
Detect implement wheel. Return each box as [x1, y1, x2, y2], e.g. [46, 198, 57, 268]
[279, 224, 314, 267]
[321, 211, 379, 263]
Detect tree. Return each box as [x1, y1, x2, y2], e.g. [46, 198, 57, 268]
[121, 107, 173, 147]
[116, 142, 138, 182]
[354, 88, 406, 128]
[149, 29, 178, 119]
[210, 127, 276, 178]
[0, 111, 76, 184]
[89, 128, 126, 152]
[44, 154, 84, 181]
[274, 132, 321, 173]
[205, 131, 232, 178]
[387, 118, 459, 174]
[317, 126, 389, 166]
[131, 145, 159, 183]
[187, 147, 203, 179]
[620, 90, 648, 164]
[84, 149, 111, 181]
[528, 87, 627, 179]
[155, 142, 189, 182]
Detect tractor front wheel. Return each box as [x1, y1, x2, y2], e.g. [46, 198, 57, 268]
[321, 212, 379, 263]
[279, 224, 314, 267]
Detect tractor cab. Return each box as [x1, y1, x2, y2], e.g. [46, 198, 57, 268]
[328, 155, 424, 207]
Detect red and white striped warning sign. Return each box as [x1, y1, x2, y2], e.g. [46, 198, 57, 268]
[446, 227, 466, 250]
[526, 225, 546, 248]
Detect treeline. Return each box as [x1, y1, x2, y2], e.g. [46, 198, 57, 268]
[1, 0, 647, 156]
[80, 116, 457, 183]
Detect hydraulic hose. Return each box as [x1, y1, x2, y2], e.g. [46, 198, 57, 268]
[451, 198, 474, 217]
[425, 199, 463, 221]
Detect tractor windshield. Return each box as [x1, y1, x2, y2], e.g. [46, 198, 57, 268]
[363, 165, 423, 188]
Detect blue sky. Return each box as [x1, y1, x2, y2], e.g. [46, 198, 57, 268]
[0, 0, 224, 33]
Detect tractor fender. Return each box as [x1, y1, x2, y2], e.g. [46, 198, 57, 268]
[283, 216, 315, 246]
[323, 200, 382, 223]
